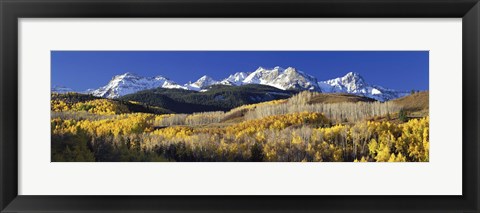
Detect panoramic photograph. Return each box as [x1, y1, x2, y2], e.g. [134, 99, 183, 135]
[51, 51, 429, 162]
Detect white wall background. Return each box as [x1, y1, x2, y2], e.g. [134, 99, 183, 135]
[18, 18, 462, 195]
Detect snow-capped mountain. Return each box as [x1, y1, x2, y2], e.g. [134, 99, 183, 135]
[242, 66, 320, 91]
[90, 72, 185, 98]
[52, 86, 74, 94]
[58, 67, 409, 101]
[318, 72, 408, 101]
[220, 72, 250, 86]
[184, 75, 219, 91]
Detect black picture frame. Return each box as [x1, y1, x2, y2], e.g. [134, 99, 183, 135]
[1, 0, 479, 212]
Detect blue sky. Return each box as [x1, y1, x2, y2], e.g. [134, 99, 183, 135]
[51, 51, 429, 91]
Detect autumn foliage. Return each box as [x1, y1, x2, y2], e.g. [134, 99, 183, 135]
[51, 91, 429, 162]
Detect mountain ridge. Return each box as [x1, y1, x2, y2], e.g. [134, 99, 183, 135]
[318, 72, 409, 102]
[119, 84, 298, 113]
[89, 72, 186, 98]
[55, 67, 410, 101]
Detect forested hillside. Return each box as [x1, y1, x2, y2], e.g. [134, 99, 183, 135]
[119, 84, 298, 113]
[51, 90, 429, 162]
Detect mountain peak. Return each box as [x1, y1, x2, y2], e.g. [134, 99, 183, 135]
[341, 72, 365, 85]
[255, 66, 284, 71]
[273, 66, 285, 70]
[184, 75, 219, 91]
[110, 72, 142, 82]
[256, 66, 266, 71]
[198, 75, 213, 81]
[231, 72, 249, 77]
[154, 75, 169, 80]
[243, 66, 319, 91]
[345, 71, 360, 76]
[284, 67, 300, 73]
[220, 72, 250, 86]
[91, 72, 185, 98]
[343, 71, 363, 79]
[117, 72, 139, 77]
[319, 72, 407, 101]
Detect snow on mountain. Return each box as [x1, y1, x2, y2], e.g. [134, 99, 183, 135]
[242, 66, 320, 91]
[90, 72, 186, 98]
[82, 88, 96, 94]
[51, 86, 74, 94]
[81, 68, 408, 101]
[184, 75, 219, 91]
[318, 72, 408, 101]
[220, 72, 250, 86]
